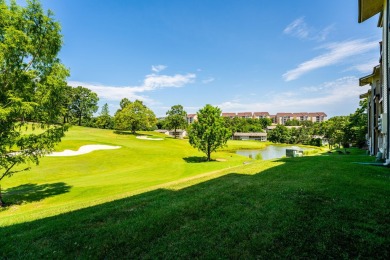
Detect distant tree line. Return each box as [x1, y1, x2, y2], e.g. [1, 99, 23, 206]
[67, 86, 368, 150]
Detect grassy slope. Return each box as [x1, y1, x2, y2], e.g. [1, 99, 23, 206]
[0, 127, 388, 258]
[0, 151, 389, 258]
[0, 126, 258, 225]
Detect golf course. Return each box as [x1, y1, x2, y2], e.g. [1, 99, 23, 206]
[0, 126, 261, 226]
[0, 126, 389, 258]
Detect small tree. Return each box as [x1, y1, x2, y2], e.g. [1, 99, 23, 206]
[165, 105, 187, 138]
[347, 99, 368, 148]
[95, 103, 113, 129]
[189, 104, 231, 161]
[114, 99, 156, 133]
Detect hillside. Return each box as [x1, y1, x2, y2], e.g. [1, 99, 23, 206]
[0, 126, 257, 225]
[0, 127, 389, 258]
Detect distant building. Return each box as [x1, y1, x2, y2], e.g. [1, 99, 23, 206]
[294, 112, 310, 122]
[185, 111, 327, 125]
[221, 112, 236, 119]
[359, 65, 381, 156]
[253, 112, 270, 119]
[275, 113, 294, 125]
[237, 112, 253, 119]
[186, 114, 197, 124]
[154, 129, 187, 139]
[233, 132, 267, 141]
[307, 112, 327, 123]
[275, 112, 327, 124]
[266, 125, 301, 132]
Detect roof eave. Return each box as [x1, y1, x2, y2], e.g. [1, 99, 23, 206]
[359, 64, 381, 86]
[360, 90, 371, 99]
[358, 0, 383, 23]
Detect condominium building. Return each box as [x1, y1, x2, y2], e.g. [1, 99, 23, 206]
[357, 0, 389, 162]
[187, 111, 327, 125]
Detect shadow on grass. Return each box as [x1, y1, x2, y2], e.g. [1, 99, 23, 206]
[0, 152, 388, 259]
[183, 156, 209, 163]
[2, 182, 72, 207]
[113, 130, 152, 136]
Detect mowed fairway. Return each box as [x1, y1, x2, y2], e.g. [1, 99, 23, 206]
[0, 126, 255, 226]
[0, 141, 389, 258]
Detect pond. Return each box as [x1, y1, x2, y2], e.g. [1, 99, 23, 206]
[236, 145, 311, 160]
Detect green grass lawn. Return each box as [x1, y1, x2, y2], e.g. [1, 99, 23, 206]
[0, 126, 262, 225]
[0, 126, 388, 258]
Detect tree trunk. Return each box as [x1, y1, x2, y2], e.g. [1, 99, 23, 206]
[0, 185, 4, 207]
[78, 114, 82, 126]
[174, 127, 177, 138]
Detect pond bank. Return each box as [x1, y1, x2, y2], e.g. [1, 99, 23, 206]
[236, 144, 319, 160]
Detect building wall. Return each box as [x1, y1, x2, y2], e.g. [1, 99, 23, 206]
[186, 112, 327, 125]
[384, 0, 389, 160]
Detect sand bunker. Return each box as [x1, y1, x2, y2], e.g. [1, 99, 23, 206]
[47, 145, 121, 157]
[136, 136, 164, 141]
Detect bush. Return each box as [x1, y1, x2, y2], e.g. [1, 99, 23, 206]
[255, 153, 263, 160]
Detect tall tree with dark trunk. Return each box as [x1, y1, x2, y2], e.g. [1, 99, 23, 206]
[69, 86, 99, 126]
[0, 0, 69, 206]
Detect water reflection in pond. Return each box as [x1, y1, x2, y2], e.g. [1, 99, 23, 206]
[236, 145, 311, 160]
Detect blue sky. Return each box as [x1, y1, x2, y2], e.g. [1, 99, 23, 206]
[36, 0, 380, 117]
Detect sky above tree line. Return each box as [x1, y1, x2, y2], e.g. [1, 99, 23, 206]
[26, 0, 380, 117]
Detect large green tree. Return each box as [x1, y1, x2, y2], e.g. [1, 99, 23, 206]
[223, 117, 271, 133]
[322, 116, 349, 149]
[268, 125, 291, 143]
[69, 86, 99, 126]
[114, 99, 156, 134]
[0, 0, 69, 206]
[165, 105, 187, 138]
[188, 104, 231, 161]
[346, 99, 368, 148]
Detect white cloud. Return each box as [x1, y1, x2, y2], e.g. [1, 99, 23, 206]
[68, 72, 196, 103]
[202, 77, 215, 84]
[316, 25, 334, 42]
[217, 77, 368, 117]
[283, 39, 378, 81]
[151, 65, 167, 73]
[347, 58, 379, 73]
[283, 17, 334, 41]
[68, 81, 153, 103]
[283, 17, 309, 39]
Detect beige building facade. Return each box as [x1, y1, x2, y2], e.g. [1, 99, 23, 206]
[358, 0, 390, 162]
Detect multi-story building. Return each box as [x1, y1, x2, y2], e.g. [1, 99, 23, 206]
[294, 113, 309, 122]
[358, 0, 390, 162]
[253, 112, 270, 119]
[308, 112, 328, 123]
[237, 112, 253, 119]
[221, 112, 237, 119]
[186, 114, 197, 124]
[360, 65, 382, 156]
[275, 112, 327, 124]
[187, 111, 327, 125]
[275, 113, 294, 125]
